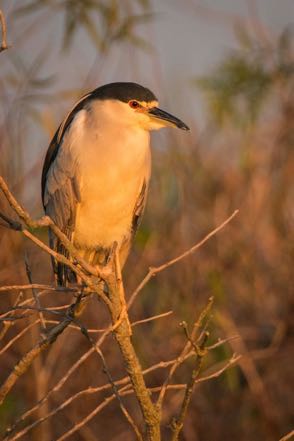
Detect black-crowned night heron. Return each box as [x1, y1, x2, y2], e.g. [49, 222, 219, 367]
[42, 82, 189, 285]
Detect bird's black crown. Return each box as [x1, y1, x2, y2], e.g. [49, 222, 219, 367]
[91, 82, 157, 103]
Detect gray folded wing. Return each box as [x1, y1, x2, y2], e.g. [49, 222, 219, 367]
[41, 110, 85, 285]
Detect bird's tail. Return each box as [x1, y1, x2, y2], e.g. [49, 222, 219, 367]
[53, 244, 110, 287]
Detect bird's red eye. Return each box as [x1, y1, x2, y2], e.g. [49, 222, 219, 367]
[129, 100, 140, 109]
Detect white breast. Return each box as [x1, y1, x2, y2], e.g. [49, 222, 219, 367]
[72, 105, 151, 250]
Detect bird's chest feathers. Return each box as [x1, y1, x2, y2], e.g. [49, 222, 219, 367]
[81, 126, 149, 186]
[73, 124, 150, 248]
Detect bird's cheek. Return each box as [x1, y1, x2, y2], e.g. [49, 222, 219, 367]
[136, 113, 154, 131]
[146, 118, 168, 131]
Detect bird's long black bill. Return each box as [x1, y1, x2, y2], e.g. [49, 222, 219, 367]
[148, 107, 190, 131]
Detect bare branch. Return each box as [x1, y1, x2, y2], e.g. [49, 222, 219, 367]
[157, 297, 214, 410]
[0, 305, 68, 321]
[0, 284, 77, 293]
[0, 320, 39, 356]
[170, 332, 208, 441]
[0, 176, 109, 281]
[105, 248, 161, 439]
[279, 429, 294, 441]
[0, 296, 83, 405]
[24, 253, 47, 333]
[45, 310, 173, 333]
[0, 9, 10, 53]
[5, 320, 125, 439]
[92, 344, 143, 441]
[131, 310, 173, 327]
[46, 352, 240, 441]
[0, 175, 114, 307]
[0, 292, 24, 341]
[128, 210, 239, 308]
[6, 337, 237, 439]
[195, 353, 241, 384]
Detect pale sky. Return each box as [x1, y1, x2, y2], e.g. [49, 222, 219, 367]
[4, 0, 293, 110]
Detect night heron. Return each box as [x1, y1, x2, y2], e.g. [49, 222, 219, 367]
[42, 82, 189, 285]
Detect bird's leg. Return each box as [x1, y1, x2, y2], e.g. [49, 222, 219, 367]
[72, 283, 92, 316]
[106, 242, 118, 267]
[72, 249, 106, 315]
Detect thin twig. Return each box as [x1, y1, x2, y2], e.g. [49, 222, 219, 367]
[6, 338, 237, 439]
[0, 323, 70, 405]
[170, 332, 209, 441]
[0, 292, 24, 341]
[0, 296, 83, 405]
[21, 228, 111, 308]
[0, 284, 78, 292]
[51, 351, 239, 441]
[128, 210, 239, 308]
[0, 9, 10, 53]
[0, 176, 108, 281]
[45, 310, 173, 333]
[92, 343, 143, 441]
[194, 353, 241, 384]
[0, 320, 39, 357]
[54, 385, 161, 441]
[132, 310, 173, 327]
[6, 323, 119, 438]
[24, 253, 46, 333]
[157, 297, 214, 410]
[73, 319, 143, 441]
[0, 305, 67, 321]
[279, 429, 294, 441]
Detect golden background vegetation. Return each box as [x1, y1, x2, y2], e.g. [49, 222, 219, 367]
[0, 1, 293, 440]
